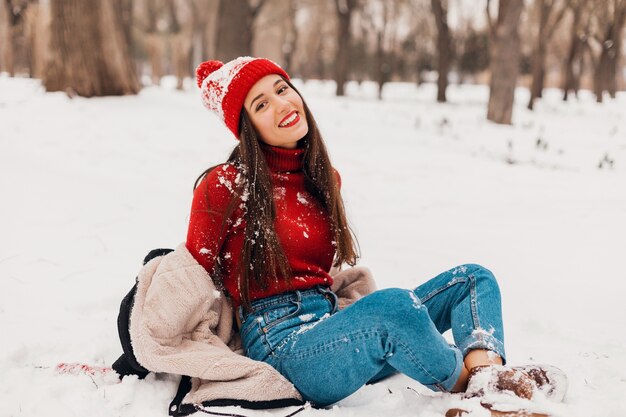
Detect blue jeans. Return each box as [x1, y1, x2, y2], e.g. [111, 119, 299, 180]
[238, 264, 505, 407]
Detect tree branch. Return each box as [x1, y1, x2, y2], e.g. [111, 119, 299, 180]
[485, 0, 495, 38]
[546, 0, 568, 40]
[334, 0, 344, 16]
[582, 36, 598, 69]
[250, 0, 267, 18]
[167, 0, 181, 33]
[617, 0, 626, 25]
[335, 0, 357, 17]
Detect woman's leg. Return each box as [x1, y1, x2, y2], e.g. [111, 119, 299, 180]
[241, 264, 506, 406]
[360, 263, 507, 389]
[250, 288, 465, 407]
[412, 263, 506, 388]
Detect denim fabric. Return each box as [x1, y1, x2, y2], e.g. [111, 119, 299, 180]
[238, 264, 505, 407]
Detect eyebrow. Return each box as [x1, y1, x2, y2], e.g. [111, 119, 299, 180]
[249, 79, 284, 110]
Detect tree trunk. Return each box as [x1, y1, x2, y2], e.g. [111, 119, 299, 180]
[374, 2, 394, 100]
[592, 4, 626, 102]
[215, 0, 254, 61]
[144, 0, 162, 85]
[527, 0, 549, 110]
[607, 11, 625, 98]
[528, 39, 547, 109]
[4, 0, 31, 77]
[24, 3, 48, 79]
[334, 0, 356, 96]
[188, 0, 219, 65]
[172, 33, 193, 90]
[537, 66, 545, 98]
[44, 0, 140, 96]
[6, 23, 17, 76]
[375, 32, 386, 100]
[594, 24, 613, 103]
[166, 0, 190, 90]
[562, 3, 583, 101]
[145, 34, 163, 85]
[528, 0, 567, 109]
[119, 0, 133, 46]
[310, 30, 324, 80]
[282, 0, 297, 75]
[431, 0, 451, 103]
[487, 0, 524, 125]
[594, 32, 611, 103]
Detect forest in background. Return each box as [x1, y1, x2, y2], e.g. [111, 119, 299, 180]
[1, 0, 625, 125]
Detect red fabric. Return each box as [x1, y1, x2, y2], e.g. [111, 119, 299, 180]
[196, 57, 290, 139]
[186, 145, 337, 307]
[221, 60, 289, 138]
[195, 60, 224, 88]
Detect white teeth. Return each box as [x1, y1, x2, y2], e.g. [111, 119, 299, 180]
[279, 112, 297, 127]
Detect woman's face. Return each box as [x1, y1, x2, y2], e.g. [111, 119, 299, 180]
[244, 75, 308, 149]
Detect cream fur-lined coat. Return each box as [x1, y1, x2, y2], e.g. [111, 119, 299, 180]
[129, 243, 376, 408]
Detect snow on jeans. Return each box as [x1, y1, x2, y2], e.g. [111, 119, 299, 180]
[238, 264, 506, 407]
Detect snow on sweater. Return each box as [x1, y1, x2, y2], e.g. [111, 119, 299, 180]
[186, 144, 337, 307]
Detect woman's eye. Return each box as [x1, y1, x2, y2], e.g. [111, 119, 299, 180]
[256, 102, 266, 111]
[277, 85, 288, 94]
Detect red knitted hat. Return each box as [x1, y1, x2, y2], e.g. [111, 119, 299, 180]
[196, 57, 290, 139]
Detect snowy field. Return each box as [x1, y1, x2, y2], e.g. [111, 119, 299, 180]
[1, 74, 625, 417]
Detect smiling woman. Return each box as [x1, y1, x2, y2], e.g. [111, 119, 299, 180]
[126, 56, 568, 416]
[191, 57, 355, 311]
[244, 75, 308, 149]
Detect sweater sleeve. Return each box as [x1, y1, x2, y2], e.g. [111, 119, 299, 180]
[186, 164, 243, 274]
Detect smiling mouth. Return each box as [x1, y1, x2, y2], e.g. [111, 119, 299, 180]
[279, 111, 300, 128]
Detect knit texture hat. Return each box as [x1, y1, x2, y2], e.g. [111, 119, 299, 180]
[196, 57, 290, 139]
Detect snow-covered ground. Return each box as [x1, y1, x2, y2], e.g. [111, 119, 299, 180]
[1, 74, 625, 417]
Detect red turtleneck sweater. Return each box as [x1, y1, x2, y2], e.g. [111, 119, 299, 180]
[186, 145, 337, 307]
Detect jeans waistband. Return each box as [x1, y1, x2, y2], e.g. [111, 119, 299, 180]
[238, 285, 337, 322]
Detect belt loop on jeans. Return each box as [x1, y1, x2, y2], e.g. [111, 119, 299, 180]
[317, 285, 339, 314]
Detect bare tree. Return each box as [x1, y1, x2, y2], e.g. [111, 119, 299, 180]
[358, 0, 397, 99]
[527, 0, 567, 110]
[215, 0, 266, 61]
[585, 0, 626, 102]
[281, 0, 298, 74]
[134, 0, 215, 87]
[562, 0, 591, 101]
[142, 0, 165, 85]
[167, 0, 193, 90]
[252, 0, 295, 71]
[189, 0, 219, 63]
[334, 0, 358, 96]
[407, 0, 435, 86]
[292, 0, 336, 80]
[374, 3, 391, 100]
[44, 0, 140, 96]
[23, 1, 48, 78]
[430, 0, 451, 102]
[3, 0, 36, 76]
[486, 0, 525, 125]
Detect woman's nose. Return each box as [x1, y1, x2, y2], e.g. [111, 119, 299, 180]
[275, 96, 291, 114]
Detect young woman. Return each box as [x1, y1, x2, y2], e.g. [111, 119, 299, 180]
[187, 57, 565, 410]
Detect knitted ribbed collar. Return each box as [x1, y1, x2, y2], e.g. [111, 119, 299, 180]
[261, 143, 305, 173]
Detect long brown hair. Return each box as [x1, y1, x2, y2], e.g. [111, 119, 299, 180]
[194, 78, 359, 307]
